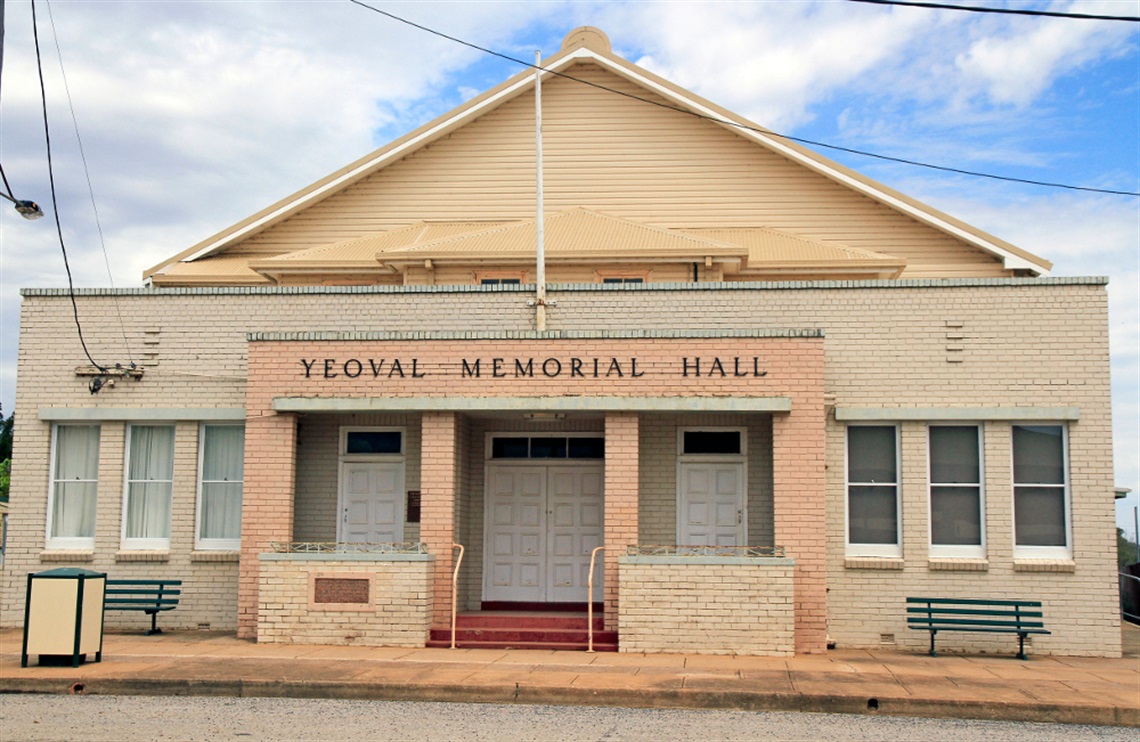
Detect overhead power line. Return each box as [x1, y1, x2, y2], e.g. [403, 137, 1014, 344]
[348, 1, 1140, 198]
[847, 0, 1140, 22]
[30, 0, 104, 373]
[44, 0, 135, 365]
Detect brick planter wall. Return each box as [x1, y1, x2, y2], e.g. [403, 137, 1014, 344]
[258, 554, 433, 646]
[618, 555, 795, 655]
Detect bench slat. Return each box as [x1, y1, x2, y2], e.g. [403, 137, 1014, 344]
[907, 597, 1042, 607]
[103, 578, 182, 635]
[907, 610, 1044, 620]
[905, 596, 1050, 659]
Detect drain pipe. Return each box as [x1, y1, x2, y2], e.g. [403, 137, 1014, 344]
[451, 543, 465, 649]
[587, 546, 605, 652]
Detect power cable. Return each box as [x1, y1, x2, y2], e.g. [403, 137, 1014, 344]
[847, 0, 1140, 22]
[348, 0, 1140, 198]
[29, 0, 104, 373]
[44, 0, 135, 365]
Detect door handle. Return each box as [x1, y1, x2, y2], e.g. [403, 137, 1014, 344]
[737, 509, 742, 525]
[343, 508, 348, 524]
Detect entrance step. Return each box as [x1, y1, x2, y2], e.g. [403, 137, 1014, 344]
[427, 611, 618, 651]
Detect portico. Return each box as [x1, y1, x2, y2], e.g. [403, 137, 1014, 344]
[237, 331, 827, 653]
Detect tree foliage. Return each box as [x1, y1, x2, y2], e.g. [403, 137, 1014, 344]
[0, 404, 10, 502]
[0, 404, 11, 462]
[1120, 527, 1140, 571]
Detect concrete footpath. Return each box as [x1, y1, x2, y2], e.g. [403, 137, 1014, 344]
[2, 624, 1137, 727]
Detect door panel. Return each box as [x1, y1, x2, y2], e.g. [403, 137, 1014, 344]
[485, 467, 546, 602]
[484, 464, 604, 603]
[341, 462, 405, 543]
[679, 462, 744, 546]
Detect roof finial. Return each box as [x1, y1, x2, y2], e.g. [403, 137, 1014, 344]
[561, 27, 611, 53]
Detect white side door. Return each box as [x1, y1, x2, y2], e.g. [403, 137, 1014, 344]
[339, 462, 405, 543]
[485, 466, 547, 602]
[548, 466, 605, 603]
[678, 461, 745, 546]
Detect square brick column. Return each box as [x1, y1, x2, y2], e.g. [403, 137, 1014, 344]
[421, 411, 459, 629]
[604, 412, 639, 631]
[772, 399, 827, 654]
[237, 410, 298, 640]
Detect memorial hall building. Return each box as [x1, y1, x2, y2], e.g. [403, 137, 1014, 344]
[3, 28, 1120, 657]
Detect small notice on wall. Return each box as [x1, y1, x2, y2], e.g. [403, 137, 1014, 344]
[407, 490, 421, 523]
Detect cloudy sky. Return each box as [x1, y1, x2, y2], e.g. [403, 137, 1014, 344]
[1, 0, 1137, 530]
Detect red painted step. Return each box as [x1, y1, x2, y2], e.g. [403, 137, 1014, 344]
[426, 611, 618, 651]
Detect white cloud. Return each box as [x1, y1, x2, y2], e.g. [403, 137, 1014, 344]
[602, 1, 935, 131]
[953, 1, 1136, 108]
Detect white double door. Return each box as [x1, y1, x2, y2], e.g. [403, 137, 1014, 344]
[339, 462, 405, 543]
[484, 464, 604, 603]
[678, 461, 745, 546]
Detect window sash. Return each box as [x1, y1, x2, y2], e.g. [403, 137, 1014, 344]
[197, 424, 244, 548]
[123, 425, 174, 549]
[48, 425, 100, 547]
[846, 425, 900, 555]
[928, 426, 984, 555]
[1012, 425, 1069, 555]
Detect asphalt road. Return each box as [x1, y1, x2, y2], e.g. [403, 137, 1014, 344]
[0, 695, 1134, 741]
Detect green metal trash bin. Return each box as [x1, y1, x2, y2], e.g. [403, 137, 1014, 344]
[21, 568, 107, 668]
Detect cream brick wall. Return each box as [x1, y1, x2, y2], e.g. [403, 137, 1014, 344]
[293, 413, 422, 543]
[0, 419, 239, 631]
[5, 279, 1116, 655]
[257, 556, 433, 646]
[638, 413, 774, 547]
[618, 557, 795, 655]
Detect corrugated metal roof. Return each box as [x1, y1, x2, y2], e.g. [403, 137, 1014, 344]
[152, 255, 272, 284]
[257, 222, 511, 266]
[682, 228, 904, 267]
[383, 209, 745, 261]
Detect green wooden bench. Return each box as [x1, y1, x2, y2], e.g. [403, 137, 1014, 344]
[104, 579, 182, 635]
[906, 597, 1051, 660]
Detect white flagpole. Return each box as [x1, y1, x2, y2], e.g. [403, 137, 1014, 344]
[534, 50, 546, 332]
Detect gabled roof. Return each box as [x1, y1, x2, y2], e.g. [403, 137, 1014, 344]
[145, 26, 1051, 280]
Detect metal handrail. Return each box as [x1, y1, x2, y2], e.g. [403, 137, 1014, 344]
[587, 546, 605, 652]
[451, 543, 464, 649]
[1120, 571, 1140, 624]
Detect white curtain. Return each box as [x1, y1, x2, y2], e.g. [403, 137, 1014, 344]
[200, 426, 244, 541]
[126, 425, 174, 540]
[51, 426, 100, 539]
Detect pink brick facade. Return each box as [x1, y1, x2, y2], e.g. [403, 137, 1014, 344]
[238, 335, 825, 644]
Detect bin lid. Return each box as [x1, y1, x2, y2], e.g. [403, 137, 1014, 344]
[31, 568, 107, 579]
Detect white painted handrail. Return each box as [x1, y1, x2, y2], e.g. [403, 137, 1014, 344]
[587, 545, 605, 652]
[451, 543, 465, 649]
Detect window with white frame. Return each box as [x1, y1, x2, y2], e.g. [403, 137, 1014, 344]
[122, 424, 175, 550]
[1013, 424, 1070, 557]
[196, 424, 244, 550]
[928, 425, 984, 558]
[47, 424, 100, 549]
[846, 425, 900, 557]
